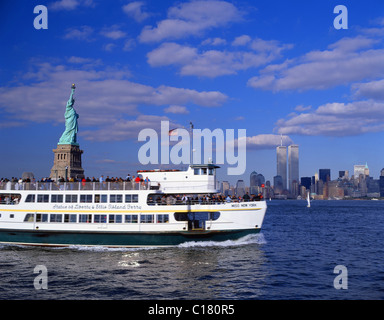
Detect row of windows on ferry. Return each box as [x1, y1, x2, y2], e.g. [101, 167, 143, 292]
[25, 194, 139, 204]
[23, 213, 169, 224]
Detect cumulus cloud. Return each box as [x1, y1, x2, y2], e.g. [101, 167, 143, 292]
[82, 115, 178, 142]
[100, 26, 127, 40]
[147, 37, 292, 78]
[201, 37, 227, 46]
[352, 79, 384, 101]
[275, 100, 384, 136]
[50, 0, 95, 11]
[246, 134, 293, 150]
[164, 105, 189, 114]
[147, 42, 198, 67]
[122, 1, 150, 22]
[139, 0, 243, 43]
[0, 59, 228, 141]
[63, 26, 94, 41]
[248, 35, 384, 91]
[232, 35, 251, 46]
[294, 105, 312, 112]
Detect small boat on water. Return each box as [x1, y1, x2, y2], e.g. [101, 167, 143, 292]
[0, 164, 267, 247]
[307, 191, 311, 208]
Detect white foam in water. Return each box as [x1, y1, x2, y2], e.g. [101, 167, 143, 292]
[178, 233, 267, 248]
[56, 233, 267, 251]
[62, 245, 157, 252]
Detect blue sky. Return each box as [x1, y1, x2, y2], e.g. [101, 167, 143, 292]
[1, 0, 384, 185]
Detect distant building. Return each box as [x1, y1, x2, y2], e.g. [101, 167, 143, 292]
[250, 171, 265, 194]
[257, 173, 265, 186]
[311, 175, 317, 194]
[328, 181, 344, 199]
[367, 177, 380, 197]
[338, 170, 349, 180]
[288, 144, 299, 195]
[236, 180, 245, 197]
[377, 171, 384, 196]
[250, 171, 257, 194]
[273, 175, 284, 194]
[354, 164, 365, 178]
[221, 181, 230, 196]
[317, 179, 324, 195]
[319, 169, 331, 183]
[291, 180, 299, 198]
[365, 164, 369, 176]
[380, 175, 384, 197]
[276, 146, 287, 190]
[300, 185, 307, 198]
[354, 163, 369, 179]
[301, 177, 311, 190]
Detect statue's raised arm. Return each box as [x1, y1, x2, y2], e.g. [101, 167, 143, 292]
[67, 84, 75, 107]
[58, 84, 79, 146]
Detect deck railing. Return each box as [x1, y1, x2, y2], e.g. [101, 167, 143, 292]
[147, 198, 262, 206]
[0, 181, 159, 192]
[0, 181, 220, 193]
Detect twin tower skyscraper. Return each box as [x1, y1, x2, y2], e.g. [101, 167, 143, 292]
[276, 142, 299, 193]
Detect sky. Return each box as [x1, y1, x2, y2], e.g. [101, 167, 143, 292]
[1, 0, 384, 185]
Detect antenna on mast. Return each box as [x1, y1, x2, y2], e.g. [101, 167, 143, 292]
[190, 122, 194, 165]
[280, 134, 283, 147]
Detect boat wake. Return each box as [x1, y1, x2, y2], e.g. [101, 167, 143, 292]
[178, 233, 267, 249]
[60, 234, 267, 252]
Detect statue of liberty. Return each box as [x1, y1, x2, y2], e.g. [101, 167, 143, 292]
[58, 84, 79, 146]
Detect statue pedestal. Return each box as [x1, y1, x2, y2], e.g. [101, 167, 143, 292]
[50, 144, 85, 181]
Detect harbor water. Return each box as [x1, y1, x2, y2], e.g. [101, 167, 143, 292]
[1, 200, 384, 300]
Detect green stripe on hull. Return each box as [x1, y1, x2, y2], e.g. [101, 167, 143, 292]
[0, 229, 260, 247]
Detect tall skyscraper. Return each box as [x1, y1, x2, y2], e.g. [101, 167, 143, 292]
[301, 177, 311, 190]
[221, 181, 230, 196]
[354, 164, 365, 178]
[236, 180, 245, 197]
[288, 144, 299, 193]
[273, 175, 284, 194]
[276, 145, 287, 190]
[319, 169, 331, 183]
[380, 169, 384, 197]
[250, 171, 265, 194]
[250, 171, 258, 195]
[338, 170, 349, 179]
[354, 163, 369, 178]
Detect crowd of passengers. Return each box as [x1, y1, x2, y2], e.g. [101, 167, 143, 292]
[0, 174, 147, 184]
[0, 174, 153, 190]
[1, 177, 264, 204]
[148, 192, 263, 205]
[0, 195, 21, 205]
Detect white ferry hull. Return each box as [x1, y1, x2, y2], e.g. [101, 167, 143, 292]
[0, 200, 266, 247]
[0, 228, 262, 248]
[0, 164, 267, 248]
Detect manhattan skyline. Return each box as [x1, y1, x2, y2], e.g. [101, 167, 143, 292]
[1, 1, 384, 185]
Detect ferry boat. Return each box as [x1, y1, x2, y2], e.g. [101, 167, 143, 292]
[0, 164, 267, 247]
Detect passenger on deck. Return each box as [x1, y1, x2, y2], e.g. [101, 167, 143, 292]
[243, 192, 250, 202]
